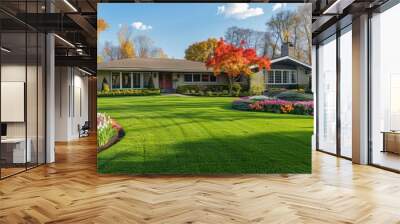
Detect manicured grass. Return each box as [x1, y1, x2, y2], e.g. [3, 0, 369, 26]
[97, 96, 313, 174]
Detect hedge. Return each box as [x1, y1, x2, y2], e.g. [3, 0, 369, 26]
[176, 85, 229, 94]
[97, 89, 161, 97]
[276, 90, 313, 101]
[176, 84, 250, 97]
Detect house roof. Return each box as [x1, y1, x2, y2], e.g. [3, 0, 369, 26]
[271, 56, 311, 70]
[98, 58, 212, 73]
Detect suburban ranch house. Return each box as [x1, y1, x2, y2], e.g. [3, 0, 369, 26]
[97, 58, 223, 92]
[97, 45, 311, 92]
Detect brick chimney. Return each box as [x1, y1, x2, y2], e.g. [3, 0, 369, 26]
[281, 42, 295, 57]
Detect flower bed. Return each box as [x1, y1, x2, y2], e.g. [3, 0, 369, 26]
[97, 88, 160, 97]
[97, 113, 117, 148]
[232, 97, 313, 115]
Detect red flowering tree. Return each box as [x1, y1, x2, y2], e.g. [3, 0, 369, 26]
[206, 39, 271, 94]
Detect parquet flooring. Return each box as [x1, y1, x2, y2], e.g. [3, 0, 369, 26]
[1, 135, 400, 223]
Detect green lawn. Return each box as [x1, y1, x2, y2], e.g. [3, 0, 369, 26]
[97, 96, 313, 174]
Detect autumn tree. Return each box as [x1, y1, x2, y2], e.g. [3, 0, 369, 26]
[118, 25, 136, 59]
[97, 18, 109, 63]
[97, 18, 109, 34]
[206, 39, 271, 94]
[184, 38, 218, 62]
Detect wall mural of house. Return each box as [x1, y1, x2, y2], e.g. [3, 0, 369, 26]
[97, 43, 311, 92]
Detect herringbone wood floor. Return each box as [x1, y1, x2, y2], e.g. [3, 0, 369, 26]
[1, 136, 400, 224]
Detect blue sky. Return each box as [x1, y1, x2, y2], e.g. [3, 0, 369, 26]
[98, 3, 302, 59]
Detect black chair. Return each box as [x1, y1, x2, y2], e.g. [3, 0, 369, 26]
[78, 121, 90, 138]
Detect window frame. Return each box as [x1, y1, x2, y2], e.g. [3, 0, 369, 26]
[201, 74, 210, 82]
[111, 72, 121, 89]
[267, 69, 298, 85]
[210, 74, 217, 82]
[132, 72, 141, 89]
[193, 73, 201, 82]
[184, 73, 193, 82]
[121, 72, 132, 89]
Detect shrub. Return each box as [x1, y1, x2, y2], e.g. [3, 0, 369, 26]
[97, 88, 160, 97]
[176, 85, 228, 94]
[240, 83, 250, 92]
[293, 101, 314, 115]
[102, 83, 110, 92]
[249, 95, 272, 101]
[276, 90, 313, 101]
[250, 84, 265, 96]
[177, 84, 244, 97]
[232, 99, 252, 110]
[232, 83, 242, 96]
[102, 78, 110, 92]
[239, 91, 250, 97]
[265, 88, 287, 97]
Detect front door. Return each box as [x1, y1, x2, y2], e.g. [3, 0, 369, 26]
[159, 73, 173, 89]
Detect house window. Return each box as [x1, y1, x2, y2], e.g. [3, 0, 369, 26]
[111, 72, 121, 89]
[291, 71, 297, 83]
[184, 74, 193, 82]
[143, 72, 153, 88]
[274, 71, 282, 83]
[210, 75, 217, 82]
[193, 74, 201, 82]
[267, 71, 274, 83]
[132, 72, 141, 88]
[122, 72, 131, 88]
[282, 71, 289, 83]
[267, 70, 297, 84]
[202, 74, 210, 82]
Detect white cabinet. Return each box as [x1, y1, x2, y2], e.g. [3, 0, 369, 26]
[1, 138, 31, 163]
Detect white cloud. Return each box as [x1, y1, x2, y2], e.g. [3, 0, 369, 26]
[217, 3, 264, 20]
[131, 21, 152, 30]
[272, 3, 287, 11]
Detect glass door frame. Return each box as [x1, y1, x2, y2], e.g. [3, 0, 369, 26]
[0, 2, 48, 180]
[315, 22, 353, 161]
[367, 0, 400, 173]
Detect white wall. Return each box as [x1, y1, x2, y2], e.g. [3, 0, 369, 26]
[55, 67, 89, 141]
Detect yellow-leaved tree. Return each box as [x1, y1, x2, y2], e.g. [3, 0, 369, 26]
[97, 18, 109, 63]
[184, 38, 218, 62]
[118, 25, 136, 59]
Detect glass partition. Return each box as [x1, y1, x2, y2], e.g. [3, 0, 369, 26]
[0, 1, 46, 179]
[317, 35, 337, 154]
[371, 3, 400, 171]
[339, 26, 352, 158]
[1, 30, 28, 177]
